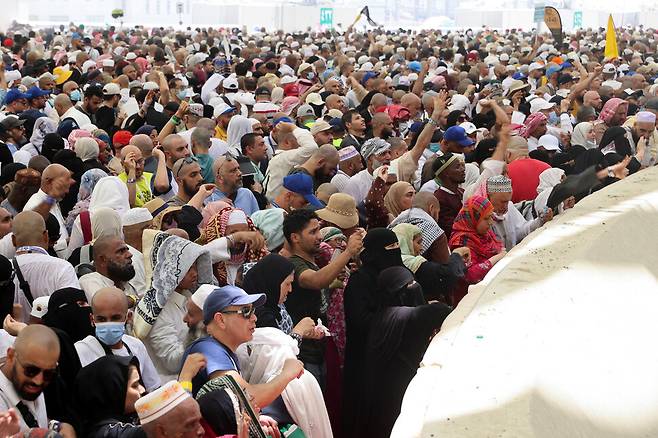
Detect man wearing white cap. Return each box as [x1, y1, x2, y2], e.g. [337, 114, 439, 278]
[75, 287, 161, 391]
[534, 134, 561, 160]
[181, 286, 304, 406]
[95, 83, 125, 137]
[136, 381, 204, 438]
[331, 146, 363, 192]
[346, 137, 393, 204]
[624, 110, 658, 167]
[122, 208, 153, 297]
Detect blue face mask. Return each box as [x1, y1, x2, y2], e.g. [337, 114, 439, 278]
[95, 321, 125, 346]
[429, 143, 441, 153]
[307, 72, 315, 80]
[177, 89, 188, 100]
[548, 111, 559, 125]
[69, 89, 82, 102]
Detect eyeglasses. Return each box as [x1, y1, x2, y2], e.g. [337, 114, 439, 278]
[174, 156, 199, 177]
[220, 305, 255, 319]
[16, 355, 58, 381]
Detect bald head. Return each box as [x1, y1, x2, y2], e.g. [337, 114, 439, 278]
[413, 191, 439, 212]
[325, 94, 344, 111]
[129, 134, 154, 155]
[53, 93, 73, 116]
[91, 287, 129, 315]
[370, 93, 388, 110]
[12, 211, 47, 248]
[121, 145, 142, 160]
[14, 324, 60, 355]
[196, 118, 216, 131]
[41, 164, 69, 185]
[312, 143, 340, 161]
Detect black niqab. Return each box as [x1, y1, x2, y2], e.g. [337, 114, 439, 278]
[243, 254, 295, 328]
[42, 288, 93, 342]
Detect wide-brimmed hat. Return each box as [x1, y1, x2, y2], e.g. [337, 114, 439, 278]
[316, 193, 358, 229]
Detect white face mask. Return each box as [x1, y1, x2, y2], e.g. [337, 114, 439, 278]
[493, 212, 507, 221]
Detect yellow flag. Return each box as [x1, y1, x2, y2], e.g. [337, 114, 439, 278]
[605, 14, 619, 59]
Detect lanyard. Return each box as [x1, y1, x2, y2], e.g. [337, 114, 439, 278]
[15, 246, 49, 256]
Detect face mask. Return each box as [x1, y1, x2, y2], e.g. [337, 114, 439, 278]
[428, 143, 441, 153]
[95, 321, 126, 346]
[585, 140, 597, 148]
[69, 89, 82, 102]
[493, 212, 507, 221]
[307, 72, 315, 80]
[548, 111, 559, 125]
[177, 89, 188, 100]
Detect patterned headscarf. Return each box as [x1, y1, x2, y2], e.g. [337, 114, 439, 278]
[204, 207, 268, 286]
[598, 98, 626, 125]
[449, 195, 503, 260]
[67, 129, 92, 151]
[519, 112, 547, 139]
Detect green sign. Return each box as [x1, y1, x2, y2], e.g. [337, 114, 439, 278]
[533, 6, 545, 22]
[573, 11, 582, 28]
[320, 8, 334, 27]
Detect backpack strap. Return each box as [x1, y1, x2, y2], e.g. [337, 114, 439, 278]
[80, 210, 92, 245]
[12, 258, 34, 306]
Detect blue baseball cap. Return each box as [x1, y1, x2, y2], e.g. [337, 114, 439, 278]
[408, 61, 422, 72]
[512, 72, 527, 80]
[4, 89, 28, 105]
[24, 87, 51, 100]
[444, 126, 475, 147]
[202, 285, 266, 324]
[361, 71, 377, 86]
[273, 116, 293, 127]
[546, 65, 562, 77]
[283, 173, 323, 207]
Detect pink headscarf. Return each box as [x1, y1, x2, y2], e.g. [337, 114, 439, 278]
[519, 112, 547, 139]
[201, 200, 232, 229]
[280, 96, 301, 116]
[598, 98, 626, 125]
[432, 75, 447, 88]
[67, 129, 92, 151]
[135, 57, 150, 74]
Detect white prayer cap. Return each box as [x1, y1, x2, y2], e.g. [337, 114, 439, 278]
[227, 210, 248, 226]
[135, 381, 191, 425]
[122, 208, 153, 227]
[191, 284, 216, 310]
[636, 111, 657, 124]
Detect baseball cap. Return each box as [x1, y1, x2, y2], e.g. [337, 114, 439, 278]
[0, 116, 25, 130]
[408, 61, 422, 72]
[361, 71, 377, 86]
[602, 63, 617, 74]
[202, 285, 266, 324]
[537, 134, 560, 151]
[4, 89, 28, 105]
[443, 126, 475, 147]
[143, 81, 160, 91]
[102, 83, 121, 96]
[459, 121, 478, 135]
[297, 104, 315, 118]
[255, 86, 271, 96]
[306, 93, 324, 106]
[530, 97, 555, 113]
[282, 173, 323, 207]
[24, 87, 50, 100]
[546, 64, 562, 77]
[102, 59, 115, 68]
[223, 76, 239, 90]
[528, 62, 544, 72]
[213, 103, 236, 118]
[310, 120, 332, 136]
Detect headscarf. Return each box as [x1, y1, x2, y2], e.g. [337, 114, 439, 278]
[91, 207, 122, 241]
[250, 208, 286, 251]
[133, 230, 214, 339]
[235, 328, 333, 438]
[243, 254, 295, 326]
[78, 169, 108, 201]
[204, 207, 268, 285]
[384, 181, 414, 218]
[74, 137, 100, 161]
[74, 355, 142, 433]
[571, 122, 594, 148]
[388, 208, 444, 255]
[519, 112, 547, 139]
[42, 288, 94, 342]
[226, 115, 253, 156]
[392, 223, 426, 273]
[89, 176, 130, 216]
[201, 200, 232, 229]
[534, 168, 565, 216]
[280, 96, 301, 115]
[29, 117, 57, 153]
[67, 129, 92, 150]
[598, 98, 626, 125]
[42, 133, 66, 162]
[360, 228, 403, 273]
[449, 195, 503, 260]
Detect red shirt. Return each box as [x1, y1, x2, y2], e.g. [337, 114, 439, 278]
[507, 158, 551, 203]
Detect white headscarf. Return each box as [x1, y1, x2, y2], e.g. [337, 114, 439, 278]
[226, 115, 253, 157]
[74, 137, 100, 161]
[534, 168, 566, 216]
[29, 117, 57, 153]
[89, 176, 130, 216]
[571, 122, 594, 149]
[91, 207, 123, 241]
[236, 328, 333, 438]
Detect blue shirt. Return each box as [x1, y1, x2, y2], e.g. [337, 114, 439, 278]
[183, 336, 240, 395]
[205, 187, 260, 215]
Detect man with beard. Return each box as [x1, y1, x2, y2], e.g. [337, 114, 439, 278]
[288, 144, 340, 191]
[368, 112, 395, 140]
[241, 133, 268, 185]
[205, 156, 259, 215]
[119, 145, 153, 208]
[168, 156, 205, 208]
[79, 236, 138, 303]
[625, 111, 657, 167]
[75, 84, 103, 125]
[284, 209, 363, 387]
[431, 153, 466, 238]
[346, 138, 393, 204]
[0, 116, 28, 153]
[0, 325, 60, 430]
[75, 287, 161, 391]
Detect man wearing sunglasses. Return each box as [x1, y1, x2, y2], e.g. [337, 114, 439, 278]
[0, 325, 60, 431]
[182, 286, 304, 408]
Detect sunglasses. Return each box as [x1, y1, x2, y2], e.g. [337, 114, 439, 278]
[174, 156, 199, 177]
[16, 355, 58, 381]
[221, 305, 255, 319]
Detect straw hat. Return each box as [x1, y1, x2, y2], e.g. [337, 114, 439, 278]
[316, 193, 358, 229]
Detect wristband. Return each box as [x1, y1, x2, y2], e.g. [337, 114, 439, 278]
[427, 118, 438, 126]
[126, 178, 137, 184]
[290, 332, 302, 345]
[180, 380, 193, 392]
[171, 115, 181, 125]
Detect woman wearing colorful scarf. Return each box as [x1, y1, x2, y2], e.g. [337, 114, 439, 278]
[392, 223, 468, 302]
[204, 206, 268, 286]
[448, 195, 507, 306]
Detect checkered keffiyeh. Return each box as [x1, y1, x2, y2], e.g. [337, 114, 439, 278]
[598, 98, 625, 125]
[519, 112, 547, 139]
[361, 138, 391, 160]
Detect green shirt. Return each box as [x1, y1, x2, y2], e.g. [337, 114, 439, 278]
[118, 171, 154, 207]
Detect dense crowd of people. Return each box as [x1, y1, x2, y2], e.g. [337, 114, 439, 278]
[0, 18, 651, 438]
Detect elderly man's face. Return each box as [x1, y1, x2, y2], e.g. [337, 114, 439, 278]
[488, 191, 512, 215]
[635, 121, 654, 139]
